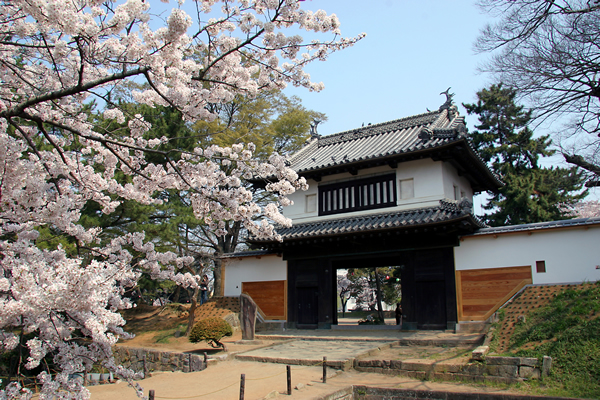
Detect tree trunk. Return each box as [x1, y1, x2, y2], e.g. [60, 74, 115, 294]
[340, 296, 348, 317]
[212, 258, 223, 297]
[185, 287, 200, 336]
[172, 285, 181, 303]
[373, 268, 385, 322]
[136, 286, 145, 305]
[212, 221, 241, 297]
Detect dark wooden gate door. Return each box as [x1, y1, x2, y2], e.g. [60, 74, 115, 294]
[297, 287, 318, 328]
[415, 280, 447, 330]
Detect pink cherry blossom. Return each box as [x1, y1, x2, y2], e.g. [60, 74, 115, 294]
[0, 1, 364, 398]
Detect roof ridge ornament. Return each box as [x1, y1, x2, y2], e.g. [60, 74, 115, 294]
[439, 87, 454, 109]
[418, 126, 432, 141]
[459, 197, 473, 214]
[439, 87, 459, 119]
[310, 119, 322, 139]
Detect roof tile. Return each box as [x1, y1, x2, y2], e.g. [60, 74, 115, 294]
[253, 199, 484, 242]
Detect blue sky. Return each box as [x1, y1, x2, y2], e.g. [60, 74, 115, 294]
[284, 1, 495, 135]
[283, 0, 598, 203]
[154, 0, 596, 203]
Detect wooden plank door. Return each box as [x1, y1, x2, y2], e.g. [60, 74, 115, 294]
[297, 287, 319, 328]
[416, 280, 447, 330]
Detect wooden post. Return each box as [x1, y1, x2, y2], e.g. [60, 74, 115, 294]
[239, 374, 245, 400]
[322, 357, 327, 383]
[149, 389, 155, 400]
[287, 365, 291, 395]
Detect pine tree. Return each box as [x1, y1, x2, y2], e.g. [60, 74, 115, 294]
[463, 84, 587, 226]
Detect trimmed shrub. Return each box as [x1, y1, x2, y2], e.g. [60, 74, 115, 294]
[189, 317, 233, 348]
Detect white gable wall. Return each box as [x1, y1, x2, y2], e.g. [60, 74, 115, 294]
[222, 254, 287, 297]
[454, 225, 600, 284]
[442, 163, 474, 200]
[284, 159, 470, 224]
[396, 159, 445, 208]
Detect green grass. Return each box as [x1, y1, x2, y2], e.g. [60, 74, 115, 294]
[499, 282, 600, 399]
[153, 323, 187, 343]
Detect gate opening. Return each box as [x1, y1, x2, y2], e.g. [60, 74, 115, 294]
[336, 266, 403, 327]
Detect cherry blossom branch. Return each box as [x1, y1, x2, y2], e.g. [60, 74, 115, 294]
[0, 66, 150, 120]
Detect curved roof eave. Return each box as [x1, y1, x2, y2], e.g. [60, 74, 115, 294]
[298, 138, 503, 193]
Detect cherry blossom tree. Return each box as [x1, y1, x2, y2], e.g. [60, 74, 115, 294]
[562, 200, 600, 218]
[0, 1, 363, 398]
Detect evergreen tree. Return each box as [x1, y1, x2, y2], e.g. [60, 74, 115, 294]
[80, 91, 324, 313]
[463, 84, 587, 226]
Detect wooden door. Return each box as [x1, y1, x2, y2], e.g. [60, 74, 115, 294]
[297, 287, 319, 328]
[416, 280, 447, 330]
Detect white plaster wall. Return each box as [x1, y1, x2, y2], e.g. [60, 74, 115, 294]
[455, 226, 600, 284]
[284, 160, 456, 223]
[284, 177, 319, 219]
[442, 163, 474, 201]
[396, 159, 445, 207]
[222, 254, 287, 296]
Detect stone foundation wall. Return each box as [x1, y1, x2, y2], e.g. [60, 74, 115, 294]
[350, 386, 574, 400]
[113, 347, 206, 374]
[354, 355, 540, 383]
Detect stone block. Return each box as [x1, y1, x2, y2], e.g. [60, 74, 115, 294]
[485, 364, 518, 378]
[240, 293, 257, 340]
[519, 366, 541, 379]
[471, 345, 489, 361]
[519, 357, 538, 367]
[360, 359, 384, 368]
[401, 360, 432, 372]
[399, 370, 427, 380]
[485, 356, 520, 366]
[432, 363, 462, 374]
[542, 355, 552, 376]
[389, 360, 403, 370]
[460, 363, 485, 375]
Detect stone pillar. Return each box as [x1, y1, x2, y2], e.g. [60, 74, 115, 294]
[542, 355, 552, 377]
[240, 293, 257, 340]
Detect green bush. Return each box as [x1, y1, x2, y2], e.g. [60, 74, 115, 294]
[189, 317, 232, 348]
[357, 314, 384, 325]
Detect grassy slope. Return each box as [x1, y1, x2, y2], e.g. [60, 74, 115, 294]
[492, 281, 600, 399]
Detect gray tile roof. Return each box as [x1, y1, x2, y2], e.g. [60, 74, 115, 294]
[291, 108, 464, 173]
[469, 217, 600, 236]
[220, 250, 275, 258]
[252, 199, 485, 243]
[288, 105, 502, 192]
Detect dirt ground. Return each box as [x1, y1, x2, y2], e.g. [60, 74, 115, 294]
[87, 360, 526, 400]
[118, 302, 275, 355]
[96, 287, 581, 400]
[106, 304, 498, 399]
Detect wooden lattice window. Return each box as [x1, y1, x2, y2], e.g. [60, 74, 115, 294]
[318, 173, 397, 216]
